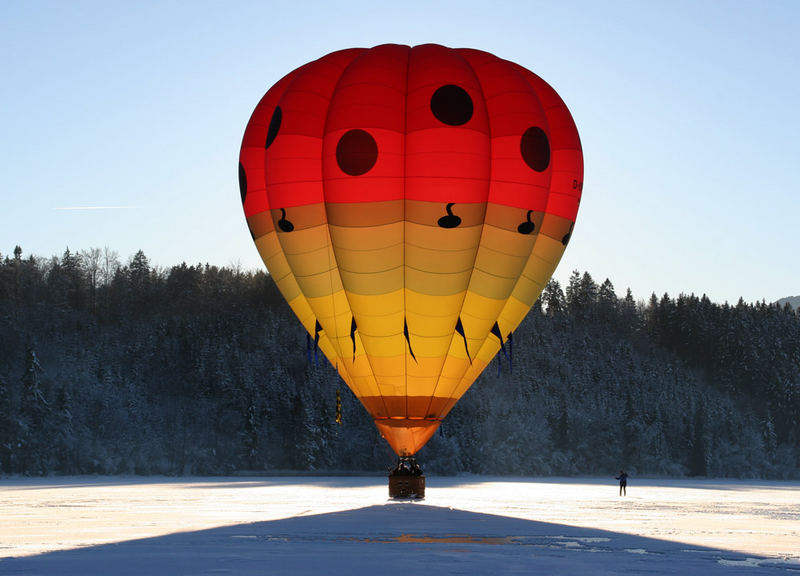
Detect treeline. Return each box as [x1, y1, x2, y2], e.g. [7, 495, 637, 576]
[0, 246, 798, 478]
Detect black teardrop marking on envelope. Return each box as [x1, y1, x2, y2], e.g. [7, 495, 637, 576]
[562, 222, 574, 246]
[265, 106, 282, 149]
[491, 321, 508, 360]
[404, 318, 418, 364]
[313, 320, 322, 365]
[278, 208, 294, 232]
[350, 316, 357, 362]
[238, 162, 247, 204]
[517, 210, 535, 235]
[437, 203, 462, 229]
[455, 317, 471, 364]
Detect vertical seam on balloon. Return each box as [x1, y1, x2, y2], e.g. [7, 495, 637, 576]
[275, 53, 360, 398]
[450, 60, 559, 402]
[321, 48, 391, 419]
[423, 47, 493, 420]
[501, 61, 556, 301]
[260, 63, 354, 389]
[462, 59, 551, 389]
[403, 45, 410, 422]
[323, 51, 376, 408]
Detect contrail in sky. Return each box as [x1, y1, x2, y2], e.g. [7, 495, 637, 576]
[54, 205, 136, 211]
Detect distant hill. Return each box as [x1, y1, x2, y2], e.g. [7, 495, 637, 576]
[776, 295, 800, 309]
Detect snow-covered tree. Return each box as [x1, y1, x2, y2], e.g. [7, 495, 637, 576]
[17, 347, 51, 475]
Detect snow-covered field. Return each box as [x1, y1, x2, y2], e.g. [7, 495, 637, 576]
[1, 476, 798, 574]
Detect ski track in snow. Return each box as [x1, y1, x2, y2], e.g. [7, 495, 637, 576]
[0, 476, 798, 575]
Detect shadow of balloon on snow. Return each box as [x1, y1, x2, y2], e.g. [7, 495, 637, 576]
[1, 504, 792, 575]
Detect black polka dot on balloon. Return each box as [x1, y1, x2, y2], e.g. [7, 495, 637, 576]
[430, 84, 473, 126]
[520, 127, 550, 172]
[238, 162, 247, 204]
[336, 129, 378, 176]
[265, 106, 282, 149]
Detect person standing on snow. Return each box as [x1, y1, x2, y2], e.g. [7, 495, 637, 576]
[616, 471, 628, 496]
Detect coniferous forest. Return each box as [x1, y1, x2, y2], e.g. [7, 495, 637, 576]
[1, 246, 798, 479]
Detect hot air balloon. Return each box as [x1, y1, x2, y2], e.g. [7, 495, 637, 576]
[238, 44, 583, 496]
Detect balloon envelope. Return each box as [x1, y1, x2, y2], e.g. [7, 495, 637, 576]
[239, 44, 583, 456]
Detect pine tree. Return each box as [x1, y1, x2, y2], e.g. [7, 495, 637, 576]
[597, 278, 618, 323]
[541, 279, 565, 316]
[127, 250, 152, 312]
[80, 248, 102, 314]
[688, 403, 707, 476]
[551, 400, 569, 452]
[52, 386, 77, 474]
[620, 288, 639, 333]
[622, 391, 638, 467]
[18, 347, 51, 475]
[240, 396, 260, 470]
[0, 376, 16, 473]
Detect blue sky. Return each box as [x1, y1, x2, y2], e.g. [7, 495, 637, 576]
[2, 0, 798, 304]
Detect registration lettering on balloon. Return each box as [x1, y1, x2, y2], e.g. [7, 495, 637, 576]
[238, 44, 583, 459]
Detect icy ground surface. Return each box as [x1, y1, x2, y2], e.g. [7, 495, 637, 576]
[1, 476, 798, 574]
